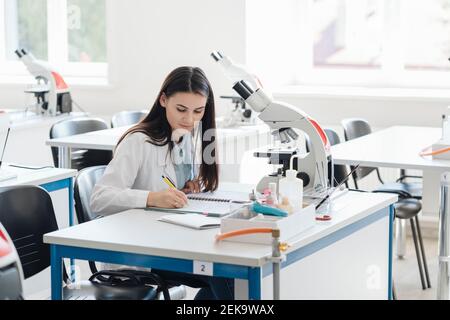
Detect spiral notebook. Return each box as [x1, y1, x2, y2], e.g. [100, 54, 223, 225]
[146, 190, 251, 217]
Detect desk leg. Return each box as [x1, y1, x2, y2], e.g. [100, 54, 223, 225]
[388, 205, 395, 300]
[423, 170, 443, 216]
[395, 219, 407, 258]
[68, 178, 74, 227]
[248, 267, 262, 300]
[58, 146, 71, 169]
[50, 245, 63, 300]
[68, 178, 76, 281]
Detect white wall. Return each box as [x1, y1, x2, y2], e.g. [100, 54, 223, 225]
[0, 0, 448, 129]
[273, 94, 449, 129]
[0, 0, 246, 117]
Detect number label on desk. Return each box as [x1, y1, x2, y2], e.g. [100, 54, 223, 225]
[193, 261, 213, 276]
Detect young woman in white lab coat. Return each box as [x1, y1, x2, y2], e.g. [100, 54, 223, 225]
[90, 66, 233, 300]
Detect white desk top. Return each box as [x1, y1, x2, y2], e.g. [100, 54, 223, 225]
[331, 126, 450, 171]
[0, 164, 77, 187]
[7, 111, 87, 130]
[44, 189, 396, 267]
[45, 124, 270, 150]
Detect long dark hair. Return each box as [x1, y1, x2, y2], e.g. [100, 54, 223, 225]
[117, 66, 218, 191]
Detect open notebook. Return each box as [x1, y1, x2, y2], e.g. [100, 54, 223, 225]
[146, 190, 251, 217]
[158, 214, 221, 230]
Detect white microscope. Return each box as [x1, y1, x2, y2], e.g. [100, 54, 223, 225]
[219, 95, 257, 126]
[212, 51, 333, 195]
[15, 48, 72, 116]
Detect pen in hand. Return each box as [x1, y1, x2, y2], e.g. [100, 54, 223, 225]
[161, 175, 188, 207]
[162, 175, 176, 189]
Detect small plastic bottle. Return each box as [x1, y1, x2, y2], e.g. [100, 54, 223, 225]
[276, 196, 293, 215]
[278, 169, 303, 213]
[267, 182, 278, 205]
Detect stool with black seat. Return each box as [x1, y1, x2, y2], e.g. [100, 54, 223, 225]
[111, 110, 147, 128]
[74, 165, 186, 300]
[372, 189, 431, 290]
[0, 185, 168, 300]
[49, 117, 113, 170]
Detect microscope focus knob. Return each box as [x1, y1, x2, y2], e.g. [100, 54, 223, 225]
[243, 109, 252, 118]
[297, 172, 310, 187]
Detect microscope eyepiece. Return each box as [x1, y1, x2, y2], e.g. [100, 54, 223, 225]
[240, 80, 255, 94]
[232, 81, 253, 100]
[210, 51, 223, 62]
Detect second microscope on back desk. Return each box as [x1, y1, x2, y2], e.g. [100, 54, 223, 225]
[219, 95, 256, 126]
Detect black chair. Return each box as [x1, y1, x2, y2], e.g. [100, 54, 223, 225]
[74, 166, 184, 300]
[324, 128, 349, 187]
[50, 118, 113, 170]
[111, 111, 147, 128]
[0, 185, 167, 300]
[341, 118, 422, 198]
[341, 118, 430, 290]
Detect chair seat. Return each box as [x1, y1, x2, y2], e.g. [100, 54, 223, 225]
[394, 199, 422, 220]
[63, 280, 158, 300]
[403, 182, 422, 199]
[375, 182, 422, 199]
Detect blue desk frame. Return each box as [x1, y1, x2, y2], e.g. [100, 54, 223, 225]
[40, 177, 74, 226]
[41, 177, 75, 278]
[50, 205, 393, 300]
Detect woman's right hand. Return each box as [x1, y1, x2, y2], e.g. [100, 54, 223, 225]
[147, 188, 188, 208]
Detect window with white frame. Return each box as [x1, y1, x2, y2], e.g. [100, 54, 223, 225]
[0, 0, 107, 80]
[246, 0, 450, 90]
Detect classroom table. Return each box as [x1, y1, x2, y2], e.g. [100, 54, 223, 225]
[331, 125, 446, 257]
[331, 126, 445, 215]
[44, 186, 397, 300]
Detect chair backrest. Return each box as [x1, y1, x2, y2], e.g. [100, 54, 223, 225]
[74, 165, 106, 223]
[341, 118, 376, 182]
[324, 128, 349, 187]
[0, 185, 58, 279]
[73, 166, 173, 300]
[111, 111, 147, 128]
[49, 117, 113, 169]
[341, 118, 372, 141]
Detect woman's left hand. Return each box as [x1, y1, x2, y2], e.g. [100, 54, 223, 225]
[182, 180, 201, 194]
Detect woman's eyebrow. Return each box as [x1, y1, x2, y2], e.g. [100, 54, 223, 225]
[176, 104, 205, 110]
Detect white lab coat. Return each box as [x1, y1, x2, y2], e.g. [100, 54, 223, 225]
[90, 132, 199, 216]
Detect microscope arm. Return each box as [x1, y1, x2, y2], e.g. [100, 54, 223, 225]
[233, 80, 331, 190]
[212, 51, 332, 191]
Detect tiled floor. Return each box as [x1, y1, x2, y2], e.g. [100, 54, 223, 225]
[393, 235, 439, 300]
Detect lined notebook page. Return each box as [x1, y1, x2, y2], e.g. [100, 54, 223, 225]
[158, 214, 221, 230]
[147, 200, 235, 217]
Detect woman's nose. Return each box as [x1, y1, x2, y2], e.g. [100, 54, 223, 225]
[183, 112, 194, 124]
